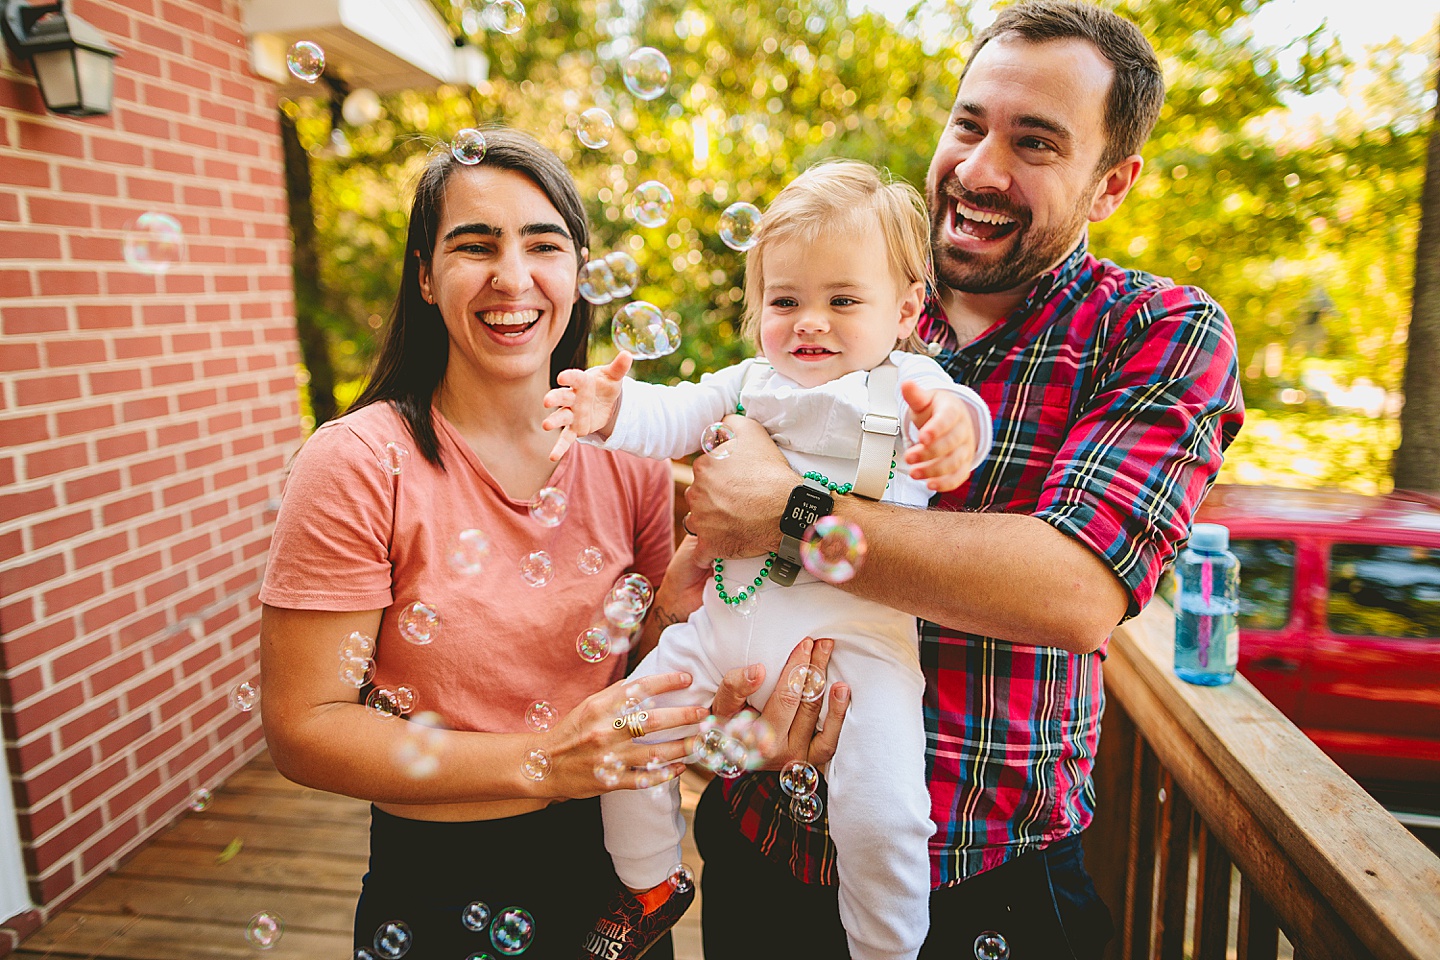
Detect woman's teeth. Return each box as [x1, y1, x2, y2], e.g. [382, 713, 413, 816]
[480, 309, 540, 336]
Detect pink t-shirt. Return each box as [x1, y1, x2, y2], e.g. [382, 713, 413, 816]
[259, 401, 674, 735]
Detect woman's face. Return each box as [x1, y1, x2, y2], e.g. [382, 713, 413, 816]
[418, 165, 580, 394]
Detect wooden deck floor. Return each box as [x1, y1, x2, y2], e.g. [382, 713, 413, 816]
[15, 752, 706, 959]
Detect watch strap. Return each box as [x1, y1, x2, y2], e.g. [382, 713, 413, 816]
[854, 359, 900, 500]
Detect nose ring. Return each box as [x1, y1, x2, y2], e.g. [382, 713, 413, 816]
[491, 276, 500, 287]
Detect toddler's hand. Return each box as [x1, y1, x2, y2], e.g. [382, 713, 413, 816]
[900, 381, 977, 492]
[542, 352, 632, 461]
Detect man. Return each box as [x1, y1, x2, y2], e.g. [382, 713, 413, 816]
[684, 2, 1244, 957]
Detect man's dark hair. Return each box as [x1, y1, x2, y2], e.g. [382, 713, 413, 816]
[350, 128, 592, 468]
[960, 0, 1165, 172]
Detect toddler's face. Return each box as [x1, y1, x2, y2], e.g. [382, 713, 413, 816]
[758, 229, 922, 389]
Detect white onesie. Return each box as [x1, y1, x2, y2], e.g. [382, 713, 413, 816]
[595, 351, 991, 960]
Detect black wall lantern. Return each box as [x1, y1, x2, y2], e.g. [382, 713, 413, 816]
[1, 0, 120, 117]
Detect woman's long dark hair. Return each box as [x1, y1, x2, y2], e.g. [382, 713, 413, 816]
[350, 128, 593, 468]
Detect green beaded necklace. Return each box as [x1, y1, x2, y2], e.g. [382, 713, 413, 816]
[710, 403, 894, 606]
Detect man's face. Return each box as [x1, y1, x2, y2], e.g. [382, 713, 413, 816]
[927, 36, 1116, 296]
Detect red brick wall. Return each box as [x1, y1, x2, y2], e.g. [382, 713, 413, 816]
[0, 0, 298, 926]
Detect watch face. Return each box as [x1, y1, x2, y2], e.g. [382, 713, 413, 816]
[780, 485, 834, 538]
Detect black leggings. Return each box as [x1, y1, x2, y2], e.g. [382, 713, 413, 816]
[355, 800, 674, 960]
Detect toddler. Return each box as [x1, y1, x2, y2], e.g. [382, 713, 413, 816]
[548, 160, 993, 960]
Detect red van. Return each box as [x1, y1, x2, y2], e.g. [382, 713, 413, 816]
[1188, 484, 1440, 814]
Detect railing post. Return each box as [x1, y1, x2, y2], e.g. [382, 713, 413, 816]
[1155, 779, 1193, 960]
[1086, 694, 1138, 960]
[1237, 878, 1280, 960]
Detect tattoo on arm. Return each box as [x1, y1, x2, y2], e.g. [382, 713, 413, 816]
[649, 605, 684, 630]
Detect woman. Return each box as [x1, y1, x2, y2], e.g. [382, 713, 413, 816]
[258, 129, 708, 959]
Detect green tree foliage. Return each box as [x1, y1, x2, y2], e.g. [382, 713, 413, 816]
[287, 0, 1434, 496]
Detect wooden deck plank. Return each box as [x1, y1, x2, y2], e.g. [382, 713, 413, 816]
[59, 876, 354, 933]
[151, 814, 369, 858]
[14, 913, 348, 959]
[113, 841, 364, 895]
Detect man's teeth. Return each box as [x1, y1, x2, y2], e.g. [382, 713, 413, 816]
[956, 202, 1016, 226]
[480, 309, 541, 327]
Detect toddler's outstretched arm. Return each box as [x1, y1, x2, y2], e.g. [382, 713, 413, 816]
[900, 380, 980, 491]
[542, 352, 632, 461]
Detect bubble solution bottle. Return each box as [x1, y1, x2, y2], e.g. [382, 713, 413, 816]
[1173, 522, 1240, 686]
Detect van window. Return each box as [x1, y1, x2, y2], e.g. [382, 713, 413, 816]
[1230, 539, 1295, 631]
[1327, 543, 1440, 639]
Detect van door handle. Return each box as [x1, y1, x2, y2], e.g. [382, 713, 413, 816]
[1250, 656, 1299, 673]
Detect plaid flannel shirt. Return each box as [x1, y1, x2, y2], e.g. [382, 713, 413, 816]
[717, 238, 1244, 887]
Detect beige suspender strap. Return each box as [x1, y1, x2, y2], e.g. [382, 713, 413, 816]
[738, 357, 771, 398]
[853, 359, 899, 500]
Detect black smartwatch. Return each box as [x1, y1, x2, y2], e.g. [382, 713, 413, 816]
[771, 479, 835, 586]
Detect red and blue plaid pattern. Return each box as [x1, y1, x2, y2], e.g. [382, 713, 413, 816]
[718, 239, 1244, 887]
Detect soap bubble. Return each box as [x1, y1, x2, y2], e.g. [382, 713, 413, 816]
[489, 907, 535, 955]
[246, 911, 283, 948]
[622, 46, 671, 100]
[578, 259, 616, 305]
[700, 422, 733, 458]
[927, 340, 944, 357]
[974, 931, 1010, 960]
[667, 862, 696, 894]
[604, 626, 634, 657]
[604, 574, 652, 629]
[529, 487, 567, 527]
[188, 788, 212, 812]
[603, 251, 639, 298]
[122, 212, 185, 274]
[520, 550, 554, 587]
[733, 591, 759, 617]
[786, 663, 826, 703]
[449, 528, 491, 575]
[780, 759, 819, 798]
[373, 920, 412, 959]
[790, 792, 824, 823]
[366, 688, 403, 719]
[800, 516, 868, 584]
[286, 41, 325, 83]
[452, 128, 487, 165]
[481, 0, 526, 34]
[631, 181, 674, 228]
[718, 202, 762, 251]
[395, 711, 445, 778]
[577, 546, 605, 575]
[521, 749, 550, 780]
[379, 442, 410, 475]
[594, 752, 624, 786]
[398, 601, 441, 644]
[462, 901, 492, 932]
[393, 685, 418, 714]
[576, 627, 610, 663]
[524, 700, 558, 732]
[355, 950, 379, 959]
[612, 301, 680, 359]
[339, 631, 375, 660]
[339, 657, 376, 688]
[341, 87, 382, 126]
[230, 681, 259, 712]
[576, 107, 614, 149]
[618, 573, 653, 608]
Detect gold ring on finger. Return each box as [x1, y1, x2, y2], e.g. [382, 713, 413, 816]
[624, 710, 649, 739]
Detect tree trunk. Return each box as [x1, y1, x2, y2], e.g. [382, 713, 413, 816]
[278, 109, 339, 428]
[1393, 46, 1440, 493]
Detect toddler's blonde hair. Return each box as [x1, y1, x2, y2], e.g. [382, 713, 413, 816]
[741, 159, 933, 353]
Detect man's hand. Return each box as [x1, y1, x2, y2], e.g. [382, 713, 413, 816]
[542, 352, 632, 461]
[901, 381, 978, 492]
[685, 414, 796, 562]
[709, 636, 851, 770]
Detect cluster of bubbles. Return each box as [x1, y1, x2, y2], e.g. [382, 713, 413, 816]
[246, 911, 283, 949]
[578, 251, 640, 305]
[974, 931, 1010, 960]
[612, 301, 680, 360]
[395, 711, 447, 778]
[230, 680, 259, 713]
[575, 573, 652, 663]
[339, 630, 377, 688]
[780, 758, 823, 823]
[122, 212, 185, 275]
[700, 421, 733, 459]
[799, 516, 868, 584]
[452, 128, 488, 165]
[367, 684, 419, 719]
[286, 41, 324, 83]
[688, 712, 776, 779]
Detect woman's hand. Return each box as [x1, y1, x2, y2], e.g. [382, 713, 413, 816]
[709, 636, 851, 770]
[543, 669, 710, 799]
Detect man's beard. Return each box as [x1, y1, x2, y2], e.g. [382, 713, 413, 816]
[929, 177, 1092, 296]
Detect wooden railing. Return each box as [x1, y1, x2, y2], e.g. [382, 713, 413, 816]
[1085, 599, 1440, 960]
